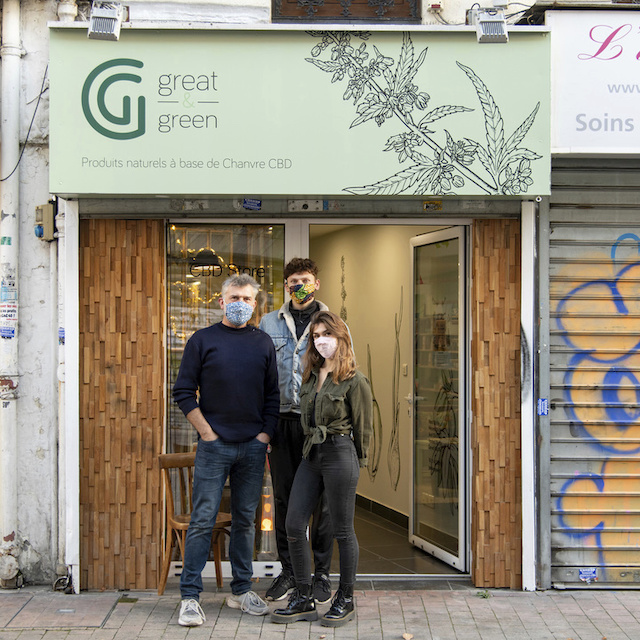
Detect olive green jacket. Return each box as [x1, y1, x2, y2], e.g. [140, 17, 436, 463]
[299, 369, 373, 468]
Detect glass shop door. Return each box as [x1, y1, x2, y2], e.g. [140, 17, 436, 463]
[167, 222, 286, 453]
[165, 222, 286, 582]
[410, 227, 468, 571]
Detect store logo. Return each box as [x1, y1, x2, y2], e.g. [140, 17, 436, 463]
[82, 58, 146, 140]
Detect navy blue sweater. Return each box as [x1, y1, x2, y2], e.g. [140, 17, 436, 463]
[173, 322, 279, 441]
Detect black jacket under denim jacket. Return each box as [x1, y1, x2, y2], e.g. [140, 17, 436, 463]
[299, 369, 373, 468]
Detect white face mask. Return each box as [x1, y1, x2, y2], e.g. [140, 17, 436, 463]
[314, 336, 338, 359]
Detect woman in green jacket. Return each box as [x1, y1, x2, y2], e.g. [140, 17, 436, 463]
[271, 310, 373, 628]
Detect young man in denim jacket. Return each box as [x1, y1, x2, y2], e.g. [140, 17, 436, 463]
[259, 258, 334, 604]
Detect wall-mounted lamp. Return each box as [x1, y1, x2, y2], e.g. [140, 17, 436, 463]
[87, 2, 123, 41]
[469, 7, 509, 43]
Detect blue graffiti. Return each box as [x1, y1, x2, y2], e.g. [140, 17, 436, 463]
[602, 367, 640, 426]
[611, 233, 640, 266]
[556, 261, 640, 352]
[555, 235, 640, 454]
[555, 234, 640, 567]
[557, 471, 607, 566]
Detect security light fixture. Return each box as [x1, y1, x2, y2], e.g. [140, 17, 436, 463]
[87, 2, 123, 41]
[470, 7, 509, 44]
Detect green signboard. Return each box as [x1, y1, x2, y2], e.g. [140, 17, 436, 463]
[49, 28, 550, 197]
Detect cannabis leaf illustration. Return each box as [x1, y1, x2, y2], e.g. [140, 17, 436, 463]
[306, 31, 542, 196]
[457, 62, 541, 194]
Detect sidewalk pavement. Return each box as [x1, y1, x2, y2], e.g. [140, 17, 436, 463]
[1, 579, 639, 640]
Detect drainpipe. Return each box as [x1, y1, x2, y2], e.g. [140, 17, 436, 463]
[61, 198, 80, 594]
[0, 0, 22, 585]
[55, 210, 68, 586]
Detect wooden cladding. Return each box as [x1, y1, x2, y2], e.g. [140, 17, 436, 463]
[79, 219, 165, 590]
[471, 219, 522, 589]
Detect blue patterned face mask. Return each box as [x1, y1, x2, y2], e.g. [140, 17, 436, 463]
[224, 300, 254, 326]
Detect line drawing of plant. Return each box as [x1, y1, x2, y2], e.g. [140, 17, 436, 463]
[366, 343, 383, 483]
[428, 369, 459, 515]
[305, 31, 542, 196]
[388, 286, 403, 491]
[340, 255, 347, 322]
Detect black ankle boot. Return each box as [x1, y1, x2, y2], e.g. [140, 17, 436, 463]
[271, 583, 318, 624]
[320, 584, 355, 627]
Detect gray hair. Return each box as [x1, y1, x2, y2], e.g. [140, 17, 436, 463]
[220, 273, 260, 298]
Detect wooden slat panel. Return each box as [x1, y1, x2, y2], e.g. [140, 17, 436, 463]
[80, 219, 165, 590]
[471, 219, 522, 589]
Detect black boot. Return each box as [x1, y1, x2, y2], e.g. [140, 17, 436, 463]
[271, 583, 318, 624]
[320, 584, 355, 627]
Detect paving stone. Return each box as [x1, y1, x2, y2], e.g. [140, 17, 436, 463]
[4, 588, 640, 639]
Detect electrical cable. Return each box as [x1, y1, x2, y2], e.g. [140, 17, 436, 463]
[432, 11, 457, 25]
[506, 8, 532, 21]
[0, 63, 49, 182]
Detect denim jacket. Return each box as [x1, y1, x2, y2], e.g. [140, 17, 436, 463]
[259, 300, 329, 414]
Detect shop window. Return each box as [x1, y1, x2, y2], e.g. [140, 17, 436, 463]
[167, 223, 285, 453]
[273, 0, 420, 22]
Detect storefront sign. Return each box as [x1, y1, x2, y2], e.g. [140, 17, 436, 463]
[50, 28, 550, 197]
[549, 11, 640, 154]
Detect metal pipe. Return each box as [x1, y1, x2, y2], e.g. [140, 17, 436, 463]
[521, 200, 537, 591]
[61, 199, 80, 593]
[55, 209, 66, 578]
[0, 0, 22, 560]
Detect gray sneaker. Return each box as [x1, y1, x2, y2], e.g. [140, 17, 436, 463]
[227, 590, 269, 616]
[178, 598, 205, 626]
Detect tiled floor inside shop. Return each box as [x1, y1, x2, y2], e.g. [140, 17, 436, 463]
[332, 505, 470, 589]
[164, 503, 472, 593]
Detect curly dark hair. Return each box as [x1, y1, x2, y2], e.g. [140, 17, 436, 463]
[284, 257, 318, 281]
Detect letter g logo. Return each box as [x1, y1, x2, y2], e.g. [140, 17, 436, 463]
[82, 58, 146, 140]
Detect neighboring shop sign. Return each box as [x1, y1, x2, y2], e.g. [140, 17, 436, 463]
[50, 28, 550, 196]
[549, 10, 640, 153]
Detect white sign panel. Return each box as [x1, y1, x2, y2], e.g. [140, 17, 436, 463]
[549, 11, 640, 154]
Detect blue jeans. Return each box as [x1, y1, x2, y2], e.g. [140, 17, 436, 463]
[286, 434, 360, 587]
[180, 437, 267, 599]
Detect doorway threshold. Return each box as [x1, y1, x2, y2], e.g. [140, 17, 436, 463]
[354, 574, 474, 591]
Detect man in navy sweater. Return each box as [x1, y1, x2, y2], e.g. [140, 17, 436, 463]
[173, 273, 279, 626]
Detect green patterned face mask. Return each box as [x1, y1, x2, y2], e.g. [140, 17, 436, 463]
[289, 282, 316, 303]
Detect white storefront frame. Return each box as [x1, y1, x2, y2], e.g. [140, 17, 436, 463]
[62, 207, 538, 589]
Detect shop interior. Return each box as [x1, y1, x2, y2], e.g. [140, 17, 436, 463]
[167, 221, 466, 580]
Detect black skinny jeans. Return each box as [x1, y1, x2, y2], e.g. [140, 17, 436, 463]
[286, 434, 360, 587]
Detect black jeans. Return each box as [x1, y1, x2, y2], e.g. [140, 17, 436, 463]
[269, 414, 334, 576]
[286, 434, 360, 587]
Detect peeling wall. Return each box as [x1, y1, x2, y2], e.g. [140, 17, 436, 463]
[10, 0, 59, 584]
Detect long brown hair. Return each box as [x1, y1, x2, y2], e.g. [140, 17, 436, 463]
[302, 310, 356, 384]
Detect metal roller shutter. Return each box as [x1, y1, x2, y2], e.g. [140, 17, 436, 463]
[549, 158, 640, 587]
